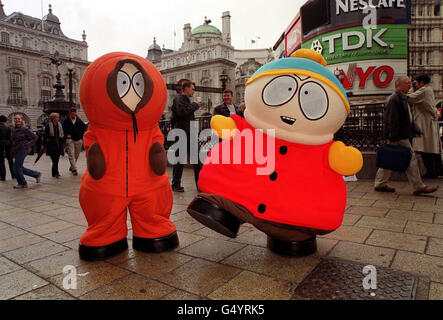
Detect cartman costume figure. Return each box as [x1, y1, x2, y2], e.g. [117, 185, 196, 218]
[187, 49, 363, 256]
[78, 52, 178, 261]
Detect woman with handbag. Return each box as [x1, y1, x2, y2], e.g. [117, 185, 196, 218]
[44, 113, 65, 178]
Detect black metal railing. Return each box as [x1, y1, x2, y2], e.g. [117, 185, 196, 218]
[160, 105, 386, 152]
[334, 103, 385, 151]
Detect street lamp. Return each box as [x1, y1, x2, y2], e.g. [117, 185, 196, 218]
[219, 70, 228, 91]
[66, 59, 75, 106]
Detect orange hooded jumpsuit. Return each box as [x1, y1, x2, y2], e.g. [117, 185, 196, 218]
[78, 52, 175, 249]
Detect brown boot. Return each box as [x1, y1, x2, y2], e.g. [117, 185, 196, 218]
[413, 185, 438, 196]
[374, 185, 396, 193]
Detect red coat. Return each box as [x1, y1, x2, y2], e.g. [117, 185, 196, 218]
[198, 115, 347, 231]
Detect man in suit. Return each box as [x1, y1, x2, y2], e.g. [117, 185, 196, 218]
[374, 76, 438, 196]
[213, 89, 244, 117]
[170, 81, 202, 192]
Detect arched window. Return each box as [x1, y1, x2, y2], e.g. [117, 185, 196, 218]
[22, 37, 31, 48]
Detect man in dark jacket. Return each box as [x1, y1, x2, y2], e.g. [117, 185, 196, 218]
[62, 108, 86, 176]
[374, 76, 438, 196]
[213, 89, 244, 117]
[0, 115, 15, 181]
[170, 81, 201, 192]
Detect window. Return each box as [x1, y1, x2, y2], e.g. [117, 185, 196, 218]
[410, 30, 415, 42]
[41, 41, 49, 52]
[418, 29, 423, 42]
[8, 56, 22, 67]
[41, 89, 51, 102]
[59, 46, 66, 55]
[74, 49, 81, 58]
[417, 5, 423, 16]
[427, 5, 432, 16]
[202, 70, 209, 77]
[41, 76, 51, 87]
[427, 29, 432, 42]
[10, 73, 23, 104]
[22, 37, 31, 48]
[426, 52, 431, 65]
[1, 32, 10, 43]
[418, 53, 423, 65]
[435, 5, 440, 16]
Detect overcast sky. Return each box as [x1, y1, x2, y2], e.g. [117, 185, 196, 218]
[5, 0, 304, 61]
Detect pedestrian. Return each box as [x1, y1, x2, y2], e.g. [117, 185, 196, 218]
[408, 74, 442, 178]
[0, 115, 15, 181]
[374, 76, 438, 196]
[170, 81, 202, 192]
[11, 114, 41, 188]
[213, 89, 244, 117]
[62, 108, 86, 176]
[44, 113, 65, 178]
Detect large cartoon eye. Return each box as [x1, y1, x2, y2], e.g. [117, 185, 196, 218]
[262, 75, 298, 107]
[132, 72, 144, 98]
[298, 81, 328, 120]
[117, 71, 131, 98]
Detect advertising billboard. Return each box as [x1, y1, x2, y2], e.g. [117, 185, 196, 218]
[326, 59, 407, 95]
[301, 24, 407, 64]
[285, 14, 302, 56]
[302, 0, 410, 39]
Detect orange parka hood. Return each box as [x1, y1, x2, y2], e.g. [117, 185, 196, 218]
[79, 52, 167, 133]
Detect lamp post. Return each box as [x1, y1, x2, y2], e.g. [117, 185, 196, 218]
[219, 70, 228, 92]
[66, 59, 75, 106]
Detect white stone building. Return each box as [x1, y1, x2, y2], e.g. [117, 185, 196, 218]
[147, 11, 272, 116]
[0, 2, 89, 129]
[409, 0, 443, 102]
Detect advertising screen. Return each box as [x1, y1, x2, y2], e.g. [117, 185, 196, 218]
[301, 24, 407, 65]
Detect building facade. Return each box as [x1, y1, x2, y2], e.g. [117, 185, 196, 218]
[409, 0, 443, 102]
[147, 11, 271, 116]
[0, 2, 89, 129]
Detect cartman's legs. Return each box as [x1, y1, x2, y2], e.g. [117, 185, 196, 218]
[192, 193, 332, 256]
[129, 184, 178, 253]
[78, 186, 129, 261]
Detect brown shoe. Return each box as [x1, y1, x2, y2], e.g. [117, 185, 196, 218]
[374, 185, 396, 193]
[413, 185, 438, 196]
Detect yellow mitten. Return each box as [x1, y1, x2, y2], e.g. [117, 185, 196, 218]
[328, 141, 363, 176]
[211, 115, 238, 140]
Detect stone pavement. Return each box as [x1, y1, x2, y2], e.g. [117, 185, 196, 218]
[0, 152, 442, 300]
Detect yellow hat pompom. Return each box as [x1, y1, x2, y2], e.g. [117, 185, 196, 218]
[290, 49, 327, 67]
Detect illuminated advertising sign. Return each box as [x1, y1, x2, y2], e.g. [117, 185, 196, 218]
[301, 24, 407, 65]
[328, 59, 407, 95]
[285, 16, 302, 56]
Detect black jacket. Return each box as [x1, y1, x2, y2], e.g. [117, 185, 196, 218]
[62, 117, 86, 141]
[0, 123, 12, 147]
[171, 94, 199, 134]
[213, 103, 244, 118]
[384, 90, 422, 142]
[44, 123, 65, 156]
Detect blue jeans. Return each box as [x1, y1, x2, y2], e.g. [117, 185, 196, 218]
[14, 149, 40, 186]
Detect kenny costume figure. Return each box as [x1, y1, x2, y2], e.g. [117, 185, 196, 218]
[187, 49, 363, 256]
[78, 52, 178, 261]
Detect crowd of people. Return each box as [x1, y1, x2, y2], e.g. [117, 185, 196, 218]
[0, 108, 86, 189]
